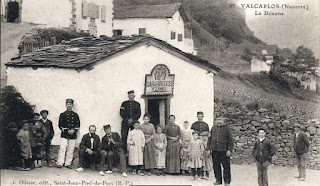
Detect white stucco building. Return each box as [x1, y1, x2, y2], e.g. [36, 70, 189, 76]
[113, 3, 197, 55]
[1, 0, 113, 36]
[5, 35, 219, 145]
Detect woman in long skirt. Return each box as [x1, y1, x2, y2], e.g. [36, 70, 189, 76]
[139, 114, 156, 176]
[163, 115, 181, 174]
[154, 125, 167, 176]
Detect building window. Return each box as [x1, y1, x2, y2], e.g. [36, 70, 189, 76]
[178, 34, 183, 42]
[307, 85, 310, 90]
[113, 30, 122, 36]
[139, 28, 146, 34]
[171, 31, 176, 40]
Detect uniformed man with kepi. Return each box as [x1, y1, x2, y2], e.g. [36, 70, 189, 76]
[120, 90, 141, 153]
[57, 99, 80, 169]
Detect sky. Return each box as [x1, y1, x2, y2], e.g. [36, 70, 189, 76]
[235, 0, 319, 58]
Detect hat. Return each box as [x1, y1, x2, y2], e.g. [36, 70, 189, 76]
[257, 128, 267, 133]
[8, 122, 17, 129]
[197, 111, 204, 115]
[133, 120, 140, 124]
[40, 110, 49, 115]
[200, 131, 209, 136]
[192, 131, 200, 135]
[127, 90, 135, 94]
[66, 98, 74, 104]
[103, 124, 111, 129]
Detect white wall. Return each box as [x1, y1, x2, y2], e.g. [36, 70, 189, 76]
[75, 0, 113, 36]
[114, 18, 168, 40]
[114, 11, 196, 54]
[20, 0, 113, 36]
[21, 0, 72, 28]
[6, 44, 214, 145]
[251, 58, 271, 72]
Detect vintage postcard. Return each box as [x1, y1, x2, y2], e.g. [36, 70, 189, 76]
[1, 0, 319, 186]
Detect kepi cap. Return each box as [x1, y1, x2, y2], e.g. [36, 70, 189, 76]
[127, 90, 135, 94]
[200, 131, 209, 136]
[66, 98, 74, 104]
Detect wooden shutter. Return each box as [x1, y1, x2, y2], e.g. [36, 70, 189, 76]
[88, 2, 94, 18]
[178, 34, 183, 42]
[95, 5, 100, 19]
[82, 0, 88, 18]
[101, 5, 106, 22]
[171, 31, 176, 40]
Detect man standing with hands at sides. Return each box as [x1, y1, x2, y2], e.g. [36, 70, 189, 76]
[191, 111, 209, 134]
[208, 117, 234, 186]
[294, 125, 310, 181]
[57, 99, 80, 169]
[120, 90, 141, 153]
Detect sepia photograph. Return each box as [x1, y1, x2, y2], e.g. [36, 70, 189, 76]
[0, 0, 319, 185]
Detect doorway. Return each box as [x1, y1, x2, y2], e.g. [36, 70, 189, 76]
[7, 2, 20, 23]
[145, 97, 170, 128]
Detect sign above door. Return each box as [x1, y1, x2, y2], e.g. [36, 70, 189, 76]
[144, 64, 175, 95]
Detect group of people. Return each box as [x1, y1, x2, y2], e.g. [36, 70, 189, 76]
[3, 90, 311, 186]
[4, 111, 54, 170]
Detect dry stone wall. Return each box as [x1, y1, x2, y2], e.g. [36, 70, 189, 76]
[215, 100, 320, 170]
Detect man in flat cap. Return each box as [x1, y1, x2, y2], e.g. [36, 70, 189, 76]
[191, 112, 210, 134]
[57, 99, 80, 168]
[120, 90, 141, 153]
[208, 117, 234, 186]
[99, 125, 127, 177]
[293, 125, 310, 181]
[39, 110, 54, 167]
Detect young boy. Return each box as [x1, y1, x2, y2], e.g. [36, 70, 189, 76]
[17, 122, 32, 171]
[30, 113, 47, 168]
[40, 110, 54, 166]
[3, 122, 21, 169]
[191, 112, 209, 134]
[127, 121, 145, 176]
[252, 128, 276, 186]
[200, 131, 212, 180]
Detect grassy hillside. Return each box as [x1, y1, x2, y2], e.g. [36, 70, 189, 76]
[215, 72, 320, 120]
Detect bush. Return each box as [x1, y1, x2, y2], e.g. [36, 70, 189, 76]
[1, 86, 34, 128]
[246, 101, 259, 110]
[37, 28, 90, 44]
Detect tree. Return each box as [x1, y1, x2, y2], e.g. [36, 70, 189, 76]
[241, 48, 254, 62]
[294, 45, 319, 68]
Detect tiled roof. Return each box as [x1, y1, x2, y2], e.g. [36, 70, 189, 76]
[228, 44, 278, 55]
[6, 35, 220, 73]
[114, 3, 182, 19]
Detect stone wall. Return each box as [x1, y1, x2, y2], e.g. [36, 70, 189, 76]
[215, 100, 320, 170]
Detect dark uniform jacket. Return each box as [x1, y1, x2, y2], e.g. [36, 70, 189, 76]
[208, 124, 234, 152]
[58, 110, 80, 139]
[191, 121, 209, 134]
[80, 133, 101, 152]
[40, 119, 54, 141]
[294, 131, 310, 154]
[120, 100, 141, 129]
[252, 138, 276, 162]
[101, 132, 123, 152]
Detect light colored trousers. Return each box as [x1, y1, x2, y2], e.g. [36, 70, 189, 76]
[296, 153, 307, 178]
[57, 138, 76, 166]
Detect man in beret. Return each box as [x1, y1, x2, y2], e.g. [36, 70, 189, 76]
[208, 117, 234, 186]
[76, 125, 101, 172]
[120, 90, 141, 153]
[99, 125, 127, 177]
[57, 99, 80, 168]
[294, 125, 310, 181]
[39, 110, 54, 167]
[191, 112, 209, 134]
